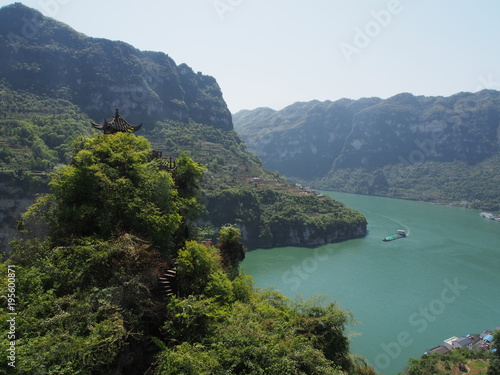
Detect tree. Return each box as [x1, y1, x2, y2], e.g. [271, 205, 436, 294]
[176, 240, 226, 298]
[21, 132, 199, 255]
[488, 331, 500, 375]
[2, 132, 210, 373]
[292, 297, 353, 372]
[170, 151, 205, 247]
[158, 287, 352, 375]
[216, 224, 245, 278]
[3, 130, 376, 375]
[3, 234, 168, 374]
[171, 151, 205, 200]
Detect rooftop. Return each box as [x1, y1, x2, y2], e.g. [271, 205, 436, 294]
[91, 108, 142, 134]
[455, 337, 473, 347]
[484, 334, 493, 342]
[426, 346, 449, 355]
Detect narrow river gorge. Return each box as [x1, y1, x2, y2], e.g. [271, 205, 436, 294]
[243, 191, 500, 374]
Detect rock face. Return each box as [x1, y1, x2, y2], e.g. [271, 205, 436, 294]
[0, 180, 40, 252]
[234, 91, 500, 208]
[202, 189, 367, 250]
[0, 3, 232, 130]
[234, 98, 381, 180]
[234, 92, 500, 179]
[201, 221, 366, 250]
[219, 213, 366, 249]
[274, 223, 366, 248]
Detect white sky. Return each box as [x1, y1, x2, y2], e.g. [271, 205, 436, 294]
[2, 0, 500, 113]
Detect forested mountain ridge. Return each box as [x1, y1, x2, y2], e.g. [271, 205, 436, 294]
[234, 92, 500, 209]
[0, 3, 232, 130]
[0, 3, 367, 251]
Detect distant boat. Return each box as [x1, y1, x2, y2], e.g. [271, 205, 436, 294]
[383, 229, 407, 242]
[479, 212, 495, 220]
[479, 212, 500, 221]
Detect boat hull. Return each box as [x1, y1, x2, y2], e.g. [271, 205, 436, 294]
[382, 235, 404, 242]
[382, 230, 407, 242]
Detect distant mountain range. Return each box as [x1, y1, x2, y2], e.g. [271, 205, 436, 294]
[0, 3, 367, 250]
[234, 92, 500, 210]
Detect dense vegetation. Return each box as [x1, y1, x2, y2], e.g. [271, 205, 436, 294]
[313, 156, 500, 210]
[399, 331, 500, 375]
[0, 3, 367, 251]
[21, 133, 203, 254]
[0, 84, 92, 186]
[234, 92, 500, 210]
[146, 116, 366, 248]
[1, 133, 375, 374]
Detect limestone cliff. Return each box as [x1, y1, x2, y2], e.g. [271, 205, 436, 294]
[234, 91, 500, 209]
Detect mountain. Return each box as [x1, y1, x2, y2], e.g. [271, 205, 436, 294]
[234, 92, 500, 209]
[0, 3, 231, 130]
[0, 3, 367, 251]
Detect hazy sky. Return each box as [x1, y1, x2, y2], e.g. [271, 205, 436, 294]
[2, 0, 500, 112]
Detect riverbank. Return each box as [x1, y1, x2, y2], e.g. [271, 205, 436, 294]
[347, 189, 500, 217]
[425, 328, 498, 355]
[243, 191, 500, 375]
[479, 212, 500, 221]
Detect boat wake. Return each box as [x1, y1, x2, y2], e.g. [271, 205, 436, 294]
[379, 215, 410, 236]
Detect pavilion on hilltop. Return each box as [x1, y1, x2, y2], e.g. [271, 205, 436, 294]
[91, 108, 177, 171]
[91, 108, 142, 134]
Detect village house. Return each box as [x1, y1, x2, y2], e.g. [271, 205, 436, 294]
[425, 328, 498, 356]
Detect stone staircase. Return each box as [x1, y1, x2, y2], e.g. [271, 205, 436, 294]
[158, 268, 178, 298]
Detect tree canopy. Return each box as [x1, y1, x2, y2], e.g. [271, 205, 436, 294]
[21, 132, 203, 255]
[1, 132, 375, 374]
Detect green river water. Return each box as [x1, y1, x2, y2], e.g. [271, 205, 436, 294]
[242, 191, 500, 374]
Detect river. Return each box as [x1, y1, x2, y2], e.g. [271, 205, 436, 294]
[242, 191, 500, 374]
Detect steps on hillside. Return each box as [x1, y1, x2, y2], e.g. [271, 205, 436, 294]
[157, 268, 177, 298]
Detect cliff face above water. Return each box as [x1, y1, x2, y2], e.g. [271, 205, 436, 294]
[234, 92, 500, 209]
[0, 3, 367, 251]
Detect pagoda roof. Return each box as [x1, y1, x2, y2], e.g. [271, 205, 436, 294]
[91, 108, 142, 134]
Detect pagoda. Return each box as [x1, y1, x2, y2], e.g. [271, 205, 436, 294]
[91, 108, 142, 134]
